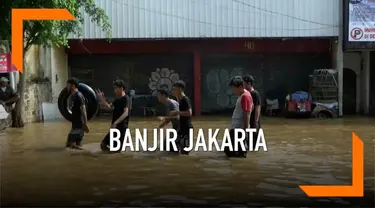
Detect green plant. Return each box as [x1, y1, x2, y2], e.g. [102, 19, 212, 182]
[0, 0, 112, 127]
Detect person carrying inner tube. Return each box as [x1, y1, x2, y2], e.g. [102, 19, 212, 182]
[65, 78, 89, 149]
[243, 75, 261, 149]
[156, 88, 180, 152]
[225, 76, 253, 158]
[96, 79, 130, 152]
[159, 80, 193, 155]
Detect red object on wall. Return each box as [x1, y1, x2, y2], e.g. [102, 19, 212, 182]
[0, 53, 17, 73]
[67, 39, 330, 55]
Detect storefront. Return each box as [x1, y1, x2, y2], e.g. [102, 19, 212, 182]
[67, 39, 331, 116]
[343, 0, 375, 115]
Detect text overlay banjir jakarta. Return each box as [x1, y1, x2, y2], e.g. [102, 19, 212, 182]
[109, 128, 267, 152]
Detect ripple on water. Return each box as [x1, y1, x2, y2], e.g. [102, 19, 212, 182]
[257, 183, 303, 195]
[264, 178, 303, 185]
[2, 118, 374, 207]
[200, 158, 230, 164]
[203, 196, 218, 200]
[155, 195, 208, 205]
[203, 168, 235, 175]
[294, 173, 348, 185]
[76, 200, 95, 206]
[264, 193, 289, 198]
[195, 184, 215, 188]
[247, 202, 263, 206]
[124, 185, 148, 190]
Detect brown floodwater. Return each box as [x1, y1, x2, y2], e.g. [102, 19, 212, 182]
[1, 116, 374, 207]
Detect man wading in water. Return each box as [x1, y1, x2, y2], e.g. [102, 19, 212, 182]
[0, 77, 19, 116]
[96, 79, 130, 152]
[156, 88, 180, 152]
[243, 75, 261, 148]
[225, 76, 253, 158]
[66, 78, 89, 149]
[159, 80, 193, 155]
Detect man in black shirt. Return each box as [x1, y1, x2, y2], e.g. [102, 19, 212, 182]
[243, 75, 261, 147]
[96, 79, 130, 152]
[168, 80, 193, 155]
[66, 78, 89, 149]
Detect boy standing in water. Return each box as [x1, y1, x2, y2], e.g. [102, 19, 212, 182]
[157, 89, 180, 130]
[96, 80, 130, 152]
[226, 76, 253, 158]
[66, 78, 89, 149]
[156, 88, 180, 152]
[159, 80, 193, 155]
[243, 75, 261, 148]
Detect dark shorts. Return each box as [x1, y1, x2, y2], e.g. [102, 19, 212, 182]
[66, 128, 84, 147]
[250, 122, 261, 148]
[163, 129, 191, 155]
[101, 128, 127, 147]
[178, 130, 191, 155]
[224, 129, 248, 158]
[252, 128, 259, 149]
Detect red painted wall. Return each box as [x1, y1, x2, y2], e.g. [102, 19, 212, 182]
[67, 39, 331, 115]
[67, 39, 330, 54]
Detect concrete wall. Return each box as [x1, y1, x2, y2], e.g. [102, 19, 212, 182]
[51, 46, 69, 103]
[23, 46, 51, 123]
[42, 46, 69, 121]
[22, 45, 68, 123]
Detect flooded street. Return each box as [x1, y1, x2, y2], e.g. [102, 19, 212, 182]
[1, 116, 374, 207]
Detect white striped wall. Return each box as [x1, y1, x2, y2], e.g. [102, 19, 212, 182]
[69, 0, 340, 39]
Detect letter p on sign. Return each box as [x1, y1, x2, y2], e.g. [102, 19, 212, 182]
[11, 9, 75, 73]
[350, 28, 364, 40]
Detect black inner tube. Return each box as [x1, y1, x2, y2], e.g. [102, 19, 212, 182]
[58, 83, 99, 122]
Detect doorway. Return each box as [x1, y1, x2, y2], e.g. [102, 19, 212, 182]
[343, 68, 357, 114]
[370, 52, 375, 115]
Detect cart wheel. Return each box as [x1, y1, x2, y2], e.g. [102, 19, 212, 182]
[317, 111, 331, 119]
[58, 83, 99, 122]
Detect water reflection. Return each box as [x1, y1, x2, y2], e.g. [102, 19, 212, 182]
[1, 116, 374, 206]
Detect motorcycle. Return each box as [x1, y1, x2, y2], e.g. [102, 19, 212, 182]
[311, 102, 338, 119]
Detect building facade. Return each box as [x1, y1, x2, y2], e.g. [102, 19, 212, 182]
[43, 0, 373, 118]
